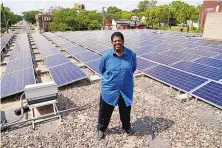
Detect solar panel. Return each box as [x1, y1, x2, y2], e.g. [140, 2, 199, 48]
[45, 53, 70, 68]
[142, 65, 208, 92]
[192, 81, 222, 109]
[140, 52, 180, 65]
[84, 59, 102, 76]
[160, 50, 203, 61]
[172, 61, 222, 81]
[193, 57, 222, 69]
[9, 51, 32, 60]
[137, 57, 158, 71]
[62, 44, 88, 54]
[74, 51, 101, 63]
[213, 55, 222, 60]
[180, 48, 217, 57]
[195, 46, 222, 54]
[1, 67, 36, 98]
[4, 57, 33, 74]
[48, 62, 87, 86]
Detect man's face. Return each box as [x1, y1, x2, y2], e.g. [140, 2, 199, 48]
[112, 36, 124, 52]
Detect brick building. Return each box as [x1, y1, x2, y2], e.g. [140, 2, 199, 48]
[36, 13, 53, 32]
[200, 0, 222, 28]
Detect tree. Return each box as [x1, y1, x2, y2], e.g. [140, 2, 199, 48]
[88, 20, 101, 30]
[22, 10, 40, 24]
[107, 6, 122, 14]
[50, 9, 103, 31]
[1, 4, 19, 32]
[137, 0, 157, 12]
[49, 8, 78, 31]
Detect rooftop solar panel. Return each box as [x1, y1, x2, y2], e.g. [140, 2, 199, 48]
[84, 59, 102, 76]
[180, 48, 217, 57]
[140, 52, 180, 65]
[48, 62, 87, 86]
[172, 61, 222, 81]
[9, 51, 32, 60]
[193, 57, 222, 69]
[213, 55, 222, 60]
[192, 81, 222, 109]
[62, 44, 88, 54]
[195, 46, 222, 54]
[160, 50, 203, 61]
[4, 57, 33, 74]
[1, 67, 36, 98]
[74, 51, 101, 63]
[45, 53, 70, 68]
[142, 65, 208, 92]
[137, 57, 158, 71]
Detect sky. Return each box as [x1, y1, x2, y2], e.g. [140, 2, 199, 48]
[2, 0, 203, 15]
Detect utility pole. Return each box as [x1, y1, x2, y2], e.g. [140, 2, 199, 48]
[102, 7, 106, 30]
[2, 3, 9, 33]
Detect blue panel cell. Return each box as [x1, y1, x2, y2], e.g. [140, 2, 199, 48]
[213, 55, 222, 60]
[137, 57, 158, 71]
[192, 81, 222, 108]
[193, 57, 222, 69]
[49, 62, 87, 86]
[10, 51, 31, 60]
[84, 59, 102, 76]
[180, 48, 217, 57]
[74, 51, 101, 63]
[45, 53, 70, 67]
[143, 65, 208, 92]
[64, 44, 88, 54]
[140, 52, 180, 65]
[1, 67, 36, 98]
[161, 50, 202, 61]
[172, 61, 222, 81]
[4, 57, 33, 74]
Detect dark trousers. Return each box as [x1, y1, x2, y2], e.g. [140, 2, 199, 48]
[97, 95, 131, 132]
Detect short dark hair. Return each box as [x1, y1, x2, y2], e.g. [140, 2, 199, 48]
[111, 32, 124, 42]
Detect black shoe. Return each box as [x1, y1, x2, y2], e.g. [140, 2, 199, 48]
[97, 130, 105, 140]
[124, 127, 135, 135]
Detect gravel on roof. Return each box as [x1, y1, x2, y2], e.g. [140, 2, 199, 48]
[1, 77, 222, 148]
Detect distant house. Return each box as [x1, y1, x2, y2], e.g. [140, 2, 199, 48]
[112, 19, 146, 30]
[200, 0, 222, 28]
[36, 13, 53, 32]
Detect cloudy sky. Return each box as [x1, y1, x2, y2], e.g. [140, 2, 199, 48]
[3, 0, 203, 15]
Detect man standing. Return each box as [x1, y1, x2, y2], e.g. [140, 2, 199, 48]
[97, 32, 137, 139]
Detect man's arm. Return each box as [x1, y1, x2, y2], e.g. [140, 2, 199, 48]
[99, 57, 106, 74]
[132, 53, 137, 73]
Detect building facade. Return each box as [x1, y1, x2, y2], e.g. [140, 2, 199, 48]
[200, 0, 222, 28]
[36, 13, 53, 32]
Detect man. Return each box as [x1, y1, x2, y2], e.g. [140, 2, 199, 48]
[97, 32, 137, 139]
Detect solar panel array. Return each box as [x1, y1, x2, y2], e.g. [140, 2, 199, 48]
[44, 30, 222, 109]
[31, 33, 87, 86]
[43, 32, 102, 76]
[1, 33, 14, 52]
[1, 33, 36, 98]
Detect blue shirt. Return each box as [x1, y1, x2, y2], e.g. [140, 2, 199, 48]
[99, 47, 137, 107]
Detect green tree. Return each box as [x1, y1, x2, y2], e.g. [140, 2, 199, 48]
[88, 20, 101, 30]
[22, 10, 40, 24]
[1, 4, 19, 32]
[50, 9, 103, 31]
[138, 0, 157, 12]
[49, 8, 78, 31]
[107, 6, 122, 14]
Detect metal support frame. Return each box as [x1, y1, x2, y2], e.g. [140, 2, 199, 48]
[29, 99, 62, 129]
